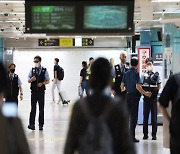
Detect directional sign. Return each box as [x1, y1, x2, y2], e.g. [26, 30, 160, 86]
[59, 38, 74, 47]
[38, 39, 59, 46]
[82, 38, 94, 46]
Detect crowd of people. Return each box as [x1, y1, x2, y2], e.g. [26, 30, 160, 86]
[0, 52, 180, 154]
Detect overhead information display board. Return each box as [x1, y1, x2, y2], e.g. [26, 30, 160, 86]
[32, 6, 75, 30]
[26, 0, 134, 35]
[84, 6, 127, 30]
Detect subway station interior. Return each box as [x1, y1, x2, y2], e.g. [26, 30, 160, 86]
[0, 0, 180, 154]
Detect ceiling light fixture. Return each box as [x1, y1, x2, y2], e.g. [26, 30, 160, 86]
[0, 1, 24, 3]
[152, 0, 180, 2]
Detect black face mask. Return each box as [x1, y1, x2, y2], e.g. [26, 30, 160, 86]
[10, 69, 15, 73]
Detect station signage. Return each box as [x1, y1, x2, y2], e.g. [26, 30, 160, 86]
[38, 39, 59, 46]
[82, 38, 94, 46]
[38, 38, 94, 47]
[59, 38, 74, 47]
[138, 47, 151, 75]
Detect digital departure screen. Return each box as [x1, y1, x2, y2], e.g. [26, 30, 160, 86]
[84, 6, 127, 30]
[31, 6, 75, 30]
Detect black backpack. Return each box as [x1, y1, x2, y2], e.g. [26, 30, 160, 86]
[170, 74, 180, 140]
[58, 66, 64, 81]
[79, 99, 114, 154]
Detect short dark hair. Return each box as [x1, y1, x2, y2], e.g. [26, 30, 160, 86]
[34, 55, 41, 62]
[82, 61, 87, 67]
[145, 57, 153, 64]
[90, 57, 111, 90]
[55, 58, 59, 63]
[0, 62, 8, 94]
[9, 63, 16, 68]
[89, 57, 94, 61]
[130, 57, 138, 67]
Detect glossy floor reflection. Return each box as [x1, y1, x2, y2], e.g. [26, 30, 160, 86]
[18, 100, 170, 154]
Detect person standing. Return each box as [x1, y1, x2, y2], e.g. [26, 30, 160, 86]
[136, 58, 161, 140]
[86, 57, 94, 94]
[111, 52, 129, 100]
[52, 58, 69, 104]
[5, 63, 23, 105]
[79, 61, 88, 98]
[27, 56, 50, 131]
[121, 57, 142, 142]
[158, 73, 180, 154]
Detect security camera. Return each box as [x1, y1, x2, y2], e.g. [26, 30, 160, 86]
[4, 13, 9, 17]
[1, 28, 4, 32]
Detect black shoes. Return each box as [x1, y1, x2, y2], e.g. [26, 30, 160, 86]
[133, 138, 140, 143]
[28, 125, 43, 131]
[152, 136, 157, 140]
[62, 100, 70, 105]
[39, 125, 43, 131]
[28, 125, 35, 130]
[143, 135, 149, 140]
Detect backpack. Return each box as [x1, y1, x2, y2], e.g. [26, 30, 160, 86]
[170, 74, 180, 139]
[79, 99, 114, 154]
[57, 66, 64, 80]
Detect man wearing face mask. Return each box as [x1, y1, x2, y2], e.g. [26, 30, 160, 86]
[5, 63, 23, 105]
[28, 56, 50, 131]
[136, 58, 161, 140]
[111, 51, 129, 100]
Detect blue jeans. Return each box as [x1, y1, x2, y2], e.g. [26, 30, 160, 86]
[80, 80, 88, 98]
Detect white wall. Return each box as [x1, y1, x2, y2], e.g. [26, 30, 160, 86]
[14, 48, 124, 102]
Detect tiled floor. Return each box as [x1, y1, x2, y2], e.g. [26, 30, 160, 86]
[18, 100, 170, 154]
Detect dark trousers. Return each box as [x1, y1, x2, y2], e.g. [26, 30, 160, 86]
[143, 98, 157, 137]
[29, 91, 45, 126]
[170, 137, 180, 154]
[5, 96, 18, 105]
[80, 80, 88, 98]
[126, 93, 140, 139]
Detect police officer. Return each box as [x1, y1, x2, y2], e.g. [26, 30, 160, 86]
[5, 63, 23, 105]
[111, 52, 129, 100]
[121, 57, 142, 142]
[28, 56, 50, 131]
[137, 58, 161, 140]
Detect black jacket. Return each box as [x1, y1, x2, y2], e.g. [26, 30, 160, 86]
[6, 74, 19, 98]
[30, 67, 46, 92]
[64, 94, 135, 154]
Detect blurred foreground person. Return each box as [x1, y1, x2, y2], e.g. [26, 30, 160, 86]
[0, 62, 30, 154]
[64, 57, 135, 154]
[158, 73, 180, 154]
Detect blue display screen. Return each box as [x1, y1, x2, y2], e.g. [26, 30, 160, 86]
[84, 6, 128, 29]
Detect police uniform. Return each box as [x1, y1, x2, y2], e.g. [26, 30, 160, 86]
[112, 64, 129, 100]
[28, 66, 50, 128]
[5, 73, 22, 105]
[122, 68, 141, 141]
[140, 71, 161, 138]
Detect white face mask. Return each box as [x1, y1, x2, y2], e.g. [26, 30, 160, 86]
[147, 66, 153, 71]
[35, 63, 40, 68]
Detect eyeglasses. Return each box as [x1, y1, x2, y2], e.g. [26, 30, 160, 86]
[34, 61, 39, 63]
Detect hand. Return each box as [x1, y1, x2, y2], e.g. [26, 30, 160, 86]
[20, 95, 23, 101]
[31, 76, 36, 82]
[145, 91, 152, 98]
[111, 90, 116, 95]
[37, 82, 43, 87]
